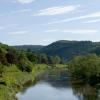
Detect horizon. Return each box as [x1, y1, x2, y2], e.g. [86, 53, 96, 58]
[0, 0, 100, 45]
[1, 39, 100, 46]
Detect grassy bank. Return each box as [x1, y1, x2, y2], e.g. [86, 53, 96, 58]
[0, 64, 48, 100]
[0, 43, 65, 100]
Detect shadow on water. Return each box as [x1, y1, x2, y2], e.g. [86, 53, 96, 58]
[17, 69, 100, 100]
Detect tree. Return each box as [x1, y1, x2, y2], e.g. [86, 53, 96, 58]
[47, 56, 61, 64]
[40, 54, 48, 64]
[48, 56, 54, 64]
[17, 52, 33, 72]
[68, 54, 100, 84]
[18, 59, 32, 72]
[0, 48, 7, 65]
[0, 63, 4, 77]
[6, 49, 18, 64]
[54, 56, 61, 64]
[27, 52, 38, 64]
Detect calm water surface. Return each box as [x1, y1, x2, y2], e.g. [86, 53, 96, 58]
[16, 70, 100, 100]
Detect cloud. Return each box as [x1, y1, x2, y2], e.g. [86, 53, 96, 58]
[17, 0, 35, 4]
[34, 5, 80, 16]
[45, 29, 59, 33]
[47, 11, 100, 24]
[9, 31, 29, 35]
[10, 8, 31, 14]
[83, 19, 100, 23]
[45, 29, 98, 34]
[62, 29, 98, 34]
[42, 39, 55, 42]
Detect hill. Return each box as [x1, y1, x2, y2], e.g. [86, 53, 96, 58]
[39, 40, 100, 61]
[12, 40, 100, 61]
[13, 45, 44, 52]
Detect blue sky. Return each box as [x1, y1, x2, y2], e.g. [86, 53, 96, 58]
[0, 0, 100, 45]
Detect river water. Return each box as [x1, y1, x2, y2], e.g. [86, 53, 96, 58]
[16, 70, 100, 100]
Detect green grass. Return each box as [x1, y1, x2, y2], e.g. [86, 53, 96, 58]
[0, 64, 48, 100]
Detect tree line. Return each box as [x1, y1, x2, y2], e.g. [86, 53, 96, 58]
[68, 54, 100, 85]
[0, 43, 62, 76]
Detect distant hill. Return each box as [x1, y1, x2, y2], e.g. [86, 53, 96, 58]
[13, 40, 100, 61]
[39, 40, 100, 61]
[13, 45, 44, 52]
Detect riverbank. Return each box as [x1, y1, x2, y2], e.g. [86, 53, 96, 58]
[0, 64, 67, 100]
[0, 64, 49, 100]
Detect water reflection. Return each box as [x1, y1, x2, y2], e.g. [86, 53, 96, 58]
[16, 70, 100, 100]
[17, 81, 78, 100]
[71, 83, 100, 100]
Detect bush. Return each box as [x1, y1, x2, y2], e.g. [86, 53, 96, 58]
[18, 59, 33, 72]
[68, 54, 100, 84]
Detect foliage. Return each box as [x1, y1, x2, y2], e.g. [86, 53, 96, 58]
[18, 59, 33, 72]
[68, 54, 100, 84]
[0, 42, 63, 100]
[0, 63, 4, 77]
[6, 50, 18, 64]
[0, 47, 7, 65]
[14, 45, 44, 52]
[27, 52, 38, 64]
[40, 40, 100, 62]
[1, 41, 100, 99]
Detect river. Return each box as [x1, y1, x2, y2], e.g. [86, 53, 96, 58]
[16, 69, 100, 100]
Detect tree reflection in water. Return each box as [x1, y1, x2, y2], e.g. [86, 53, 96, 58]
[71, 82, 100, 100]
[17, 69, 100, 100]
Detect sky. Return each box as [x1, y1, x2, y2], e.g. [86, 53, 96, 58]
[0, 0, 100, 45]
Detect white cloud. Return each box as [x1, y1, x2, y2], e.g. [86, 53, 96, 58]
[10, 9, 31, 14]
[9, 31, 29, 35]
[45, 29, 98, 34]
[17, 0, 35, 4]
[83, 19, 100, 23]
[45, 29, 59, 33]
[47, 11, 100, 24]
[42, 39, 55, 42]
[34, 5, 80, 16]
[62, 29, 98, 34]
